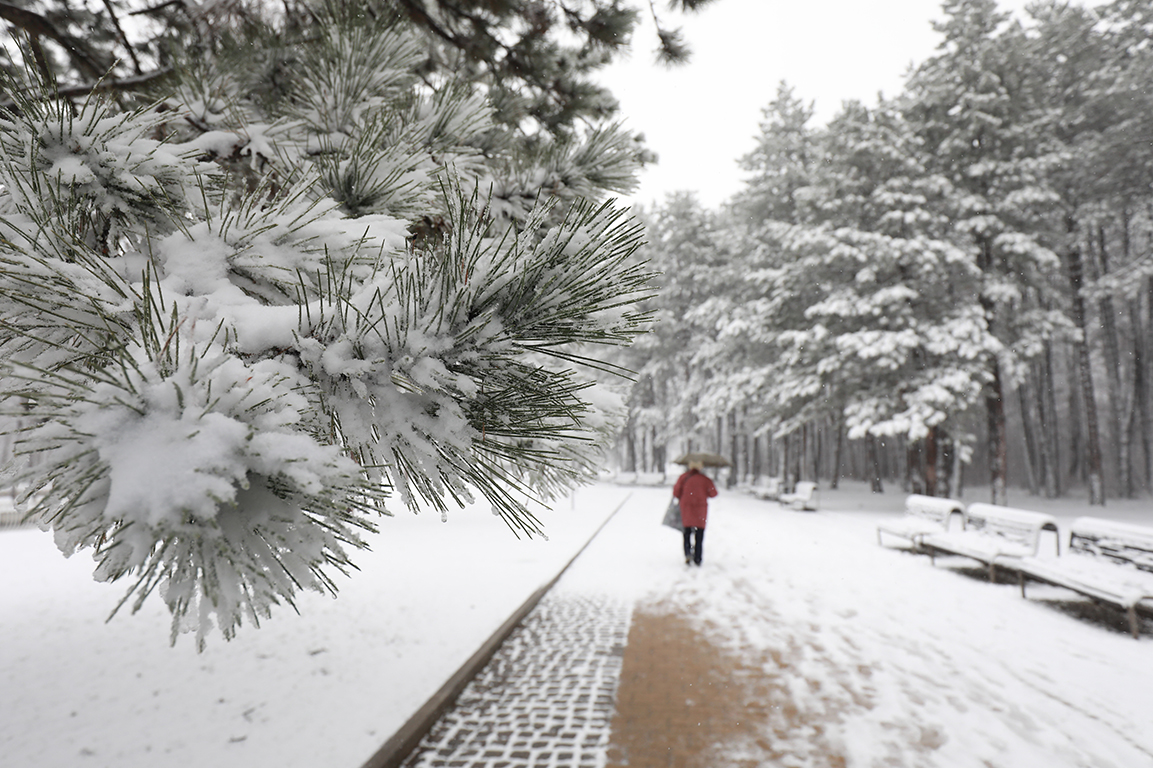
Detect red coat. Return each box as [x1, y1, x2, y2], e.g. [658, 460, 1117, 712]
[673, 469, 718, 528]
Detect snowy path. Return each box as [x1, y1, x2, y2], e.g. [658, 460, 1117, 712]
[0, 485, 630, 768]
[623, 485, 1153, 767]
[2, 481, 1152, 767]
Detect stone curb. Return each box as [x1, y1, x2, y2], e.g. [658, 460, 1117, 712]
[360, 491, 633, 768]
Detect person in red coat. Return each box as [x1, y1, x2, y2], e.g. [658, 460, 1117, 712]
[673, 461, 718, 566]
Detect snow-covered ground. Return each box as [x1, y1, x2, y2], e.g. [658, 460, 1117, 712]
[2, 480, 1152, 768]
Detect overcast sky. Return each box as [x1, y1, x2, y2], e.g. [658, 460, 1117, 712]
[596, 0, 1050, 209]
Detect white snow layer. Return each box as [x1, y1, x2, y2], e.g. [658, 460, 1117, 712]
[2, 481, 1153, 768]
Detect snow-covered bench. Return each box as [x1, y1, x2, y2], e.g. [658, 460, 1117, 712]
[751, 476, 783, 501]
[876, 494, 964, 548]
[1015, 518, 1153, 639]
[779, 481, 818, 511]
[921, 503, 1059, 582]
[0, 497, 21, 528]
[0, 487, 36, 529]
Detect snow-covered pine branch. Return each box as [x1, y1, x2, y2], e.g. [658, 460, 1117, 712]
[0, 12, 652, 648]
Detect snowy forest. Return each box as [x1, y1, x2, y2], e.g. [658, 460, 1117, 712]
[616, 0, 1153, 510]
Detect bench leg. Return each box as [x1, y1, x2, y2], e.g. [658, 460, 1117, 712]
[1018, 572, 1026, 599]
[1129, 605, 1140, 639]
[988, 562, 996, 583]
[929, 548, 935, 566]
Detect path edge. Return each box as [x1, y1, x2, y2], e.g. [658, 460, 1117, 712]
[360, 490, 634, 768]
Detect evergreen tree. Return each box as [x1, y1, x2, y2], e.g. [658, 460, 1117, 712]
[615, 192, 724, 466]
[0, 0, 718, 133]
[902, 0, 1067, 505]
[0, 6, 653, 648]
[735, 81, 815, 225]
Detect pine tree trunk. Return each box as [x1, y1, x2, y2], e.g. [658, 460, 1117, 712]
[866, 433, 884, 493]
[831, 416, 844, 490]
[1066, 236, 1106, 505]
[652, 426, 666, 477]
[1039, 345, 1061, 498]
[742, 431, 750, 482]
[1147, 274, 1153, 486]
[779, 433, 789, 487]
[728, 411, 738, 489]
[905, 439, 919, 494]
[974, 230, 1008, 506]
[1065, 341, 1085, 484]
[1094, 226, 1133, 497]
[953, 436, 965, 499]
[624, 423, 637, 473]
[1096, 284, 1133, 497]
[813, 420, 823, 484]
[1018, 377, 1041, 496]
[752, 433, 762, 481]
[925, 427, 939, 497]
[1132, 298, 1152, 492]
[938, 428, 954, 499]
[986, 366, 1009, 506]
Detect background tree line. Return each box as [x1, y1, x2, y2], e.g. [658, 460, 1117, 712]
[619, 0, 1153, 506]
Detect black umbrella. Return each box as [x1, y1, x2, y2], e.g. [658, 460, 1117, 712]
[672, 451, 731, 468]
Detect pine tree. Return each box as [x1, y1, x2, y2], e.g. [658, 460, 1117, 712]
[0, 0, 719, 133]
[0, 6, 653, 648]
[902, 0, 1070, 505]
[735, 81, 815, 225]
[617, 193, 727, 464]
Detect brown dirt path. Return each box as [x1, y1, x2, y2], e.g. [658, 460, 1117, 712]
[605, 603, 847, 768]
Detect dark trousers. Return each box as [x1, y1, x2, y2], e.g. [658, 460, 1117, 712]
[682, 526, 705, 564]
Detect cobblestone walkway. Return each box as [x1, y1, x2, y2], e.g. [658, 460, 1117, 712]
[401, 593, 632, 768]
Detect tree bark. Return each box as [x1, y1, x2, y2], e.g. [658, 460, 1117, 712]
[728, 411, 738, 489]
[779, 433, 789, 484]
[1066, 235, 1106, 505]
[987, 366, 1009, 506]
[1065, 341, 1085, 483]
[831, 416, 844, 490]
[1093, 226, 1133, 497]
[1018, 376, 1042, 496]
[925, 427, 939, 497]
[905, 439, 920, 494]
[866, 433, 884, 493]
[938, 428, 954, 499]
[752, 433, 762, 481]
[813, 420, 823, 484]
[624, 423, 637, 473]
[1039, 344, 1061, 498]
[652, 426, 667, 479]
[1132, 298, 1152, 492]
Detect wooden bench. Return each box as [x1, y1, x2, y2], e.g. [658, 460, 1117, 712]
[1015, 517, 1153, 639]
[920, 503, 1059, 582]
[877, 494, 964, 548]
[0, 486, 36, 529]
[0, 498, 21, 528]
[751, 476, 783, 501]
[779, 481, 818, 511]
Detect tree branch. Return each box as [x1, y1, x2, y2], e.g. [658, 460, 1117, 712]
[0, 1, 110, 80]
[0, 67, 173, 112]
[102, 0, 143, 75]
[127, 0, 183, 17]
